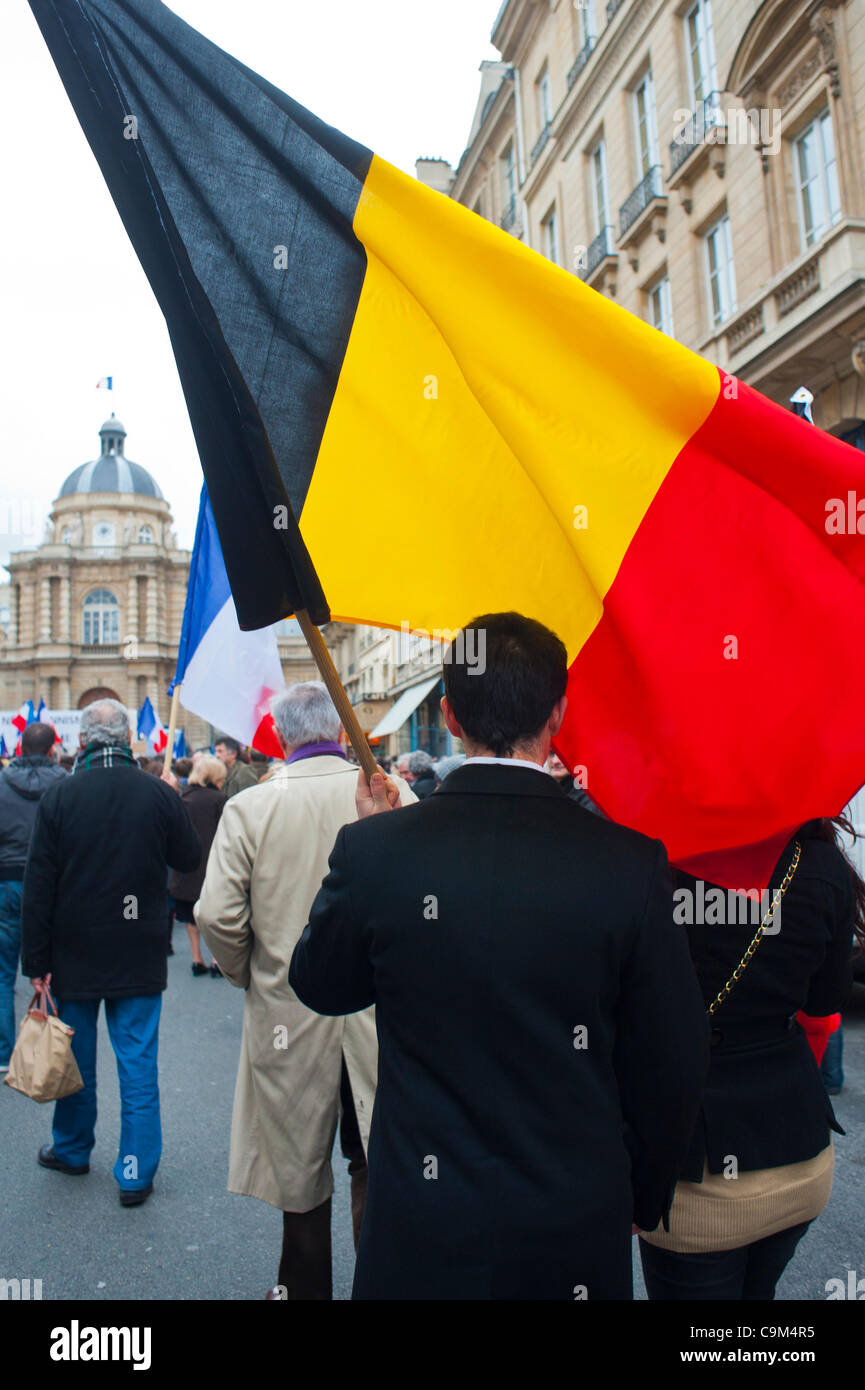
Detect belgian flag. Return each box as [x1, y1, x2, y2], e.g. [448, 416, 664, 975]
[29, 0, 865, 887]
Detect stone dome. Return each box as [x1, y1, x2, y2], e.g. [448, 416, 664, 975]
[58, 416, 164, 499]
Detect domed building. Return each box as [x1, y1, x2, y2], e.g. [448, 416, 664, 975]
[0, 416, 317, 748]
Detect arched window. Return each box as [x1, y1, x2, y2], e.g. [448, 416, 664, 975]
[138, 525, 153, 543]
[61, 528, 72, 545]
[82, 589, 119, 646]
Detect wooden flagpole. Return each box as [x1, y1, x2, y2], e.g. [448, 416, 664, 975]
[295, 610, 378, 780]
[162, 684, 181, 774]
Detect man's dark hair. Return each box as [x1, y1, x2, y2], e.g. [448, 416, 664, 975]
[21, 723, 55, 757]
[214, 734, 241, 755]
[442, 612, 567, 757]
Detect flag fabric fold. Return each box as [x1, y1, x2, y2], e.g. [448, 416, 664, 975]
[29, 0, 865, 887]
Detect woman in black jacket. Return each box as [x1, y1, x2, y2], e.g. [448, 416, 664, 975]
[169, 756, 226, 977]
[639, 816, 862, 1300]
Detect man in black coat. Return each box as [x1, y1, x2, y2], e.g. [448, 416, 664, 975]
[290, 612, 709, 1300]
[21, 699, 200, 1206]
[0, 721, 66, 1071]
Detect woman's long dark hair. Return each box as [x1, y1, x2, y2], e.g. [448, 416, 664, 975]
[806, 815, 865, 950]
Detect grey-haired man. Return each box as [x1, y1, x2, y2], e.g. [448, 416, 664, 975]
[21, 699, 199, 1206]
[197, 681, 414, 1299]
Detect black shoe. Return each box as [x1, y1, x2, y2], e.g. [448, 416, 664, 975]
[38, 1144, 89, 1176]
[191, 962, 208, 976]
[119, 1184, 153, 1207]
[209, 962, 222, 978]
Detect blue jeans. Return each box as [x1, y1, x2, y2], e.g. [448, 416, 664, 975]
[0, 881, 24, 1066]
[821, 1025, 844, 1090]
[639, 1221, 810, 1300]
[53, 995, 163, 1190]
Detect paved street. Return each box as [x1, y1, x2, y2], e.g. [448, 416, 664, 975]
[2, 928, 863, 1302]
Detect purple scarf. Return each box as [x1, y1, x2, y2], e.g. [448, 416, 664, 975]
[285, 740, 348, 766]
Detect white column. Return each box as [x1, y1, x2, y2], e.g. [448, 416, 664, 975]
[146, 575, 158, 642]
[126, 576, 139, 638]
[40, 577, 52, 641]
[60, 576, 71, 640]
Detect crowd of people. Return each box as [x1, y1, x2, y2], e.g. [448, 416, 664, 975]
[0, 609, 861, 1299]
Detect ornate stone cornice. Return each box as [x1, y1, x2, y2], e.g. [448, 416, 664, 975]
[809, 5, 841, 97]
[777, 46, 824, 109]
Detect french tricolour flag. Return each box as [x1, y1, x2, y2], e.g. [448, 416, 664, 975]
[12, 700, 34, 734]
[96, 375, 113, 390]
[170, 486, 284, 758]
[138, 696, 167, 754]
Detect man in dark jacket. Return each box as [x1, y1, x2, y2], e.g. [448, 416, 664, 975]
[290, 612, 709, 1300]
[214, 735, 258, 799]
[404, 750, 436, 800]
[22, 699, 200, 1206]
[0, 721, 66, 1070]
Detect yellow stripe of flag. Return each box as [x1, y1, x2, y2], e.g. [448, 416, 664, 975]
[300, 155, 720, 657]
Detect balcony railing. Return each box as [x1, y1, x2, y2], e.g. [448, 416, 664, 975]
[500, 194, 519, 233]
[567, 36, 596, 90]
[669, 91, 725, 175]
[529, 121, 552, 167]
[583, 225, 616, 278]
[619, 165, 664, 238]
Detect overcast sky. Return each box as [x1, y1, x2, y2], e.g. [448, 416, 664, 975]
[0, 0, 497, 563]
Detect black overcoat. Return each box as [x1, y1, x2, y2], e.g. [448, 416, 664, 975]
[169, 783, 225, 902]
[21, 762, 200, 998]
[675, 827, 853, 1180]
[290, 762, 709, 1300]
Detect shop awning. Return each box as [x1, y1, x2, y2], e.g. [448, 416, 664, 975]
[369, 673, 441, 738]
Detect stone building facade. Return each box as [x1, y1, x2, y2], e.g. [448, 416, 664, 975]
[0, 416, 318, 749]
[422, 0, 865, 441]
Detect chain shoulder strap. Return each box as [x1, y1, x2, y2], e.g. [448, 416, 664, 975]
[706, 841, 802, 1017]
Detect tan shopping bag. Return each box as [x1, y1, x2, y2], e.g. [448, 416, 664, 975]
[4, 986, 84, 1102]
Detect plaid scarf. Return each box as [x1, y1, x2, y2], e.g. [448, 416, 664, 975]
[73, 742, 140, 774]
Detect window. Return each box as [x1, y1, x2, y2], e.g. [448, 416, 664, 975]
[536, 65, 552, 130]
[590, 140, 610, 236]
[685, 0, 718, 107]
[648, 275, 674, 335]
[578, 1, 597, 46]
[704, 214, 736, 326]
[634, 71, 659, 177]
[542, 205, 561, 265]
[501, 142, 517, 206]
[61, 528, 72, 545]
[796, 110, 841, 249]
[92, 521, 115, 547]
[138, 525, 153, 544]
[82, 589, 119, 646]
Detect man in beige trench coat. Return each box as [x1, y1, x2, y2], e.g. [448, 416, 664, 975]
[196, 682, 414, 1298]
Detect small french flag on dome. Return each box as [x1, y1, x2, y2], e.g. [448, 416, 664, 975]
[96, 375, 113, 390]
